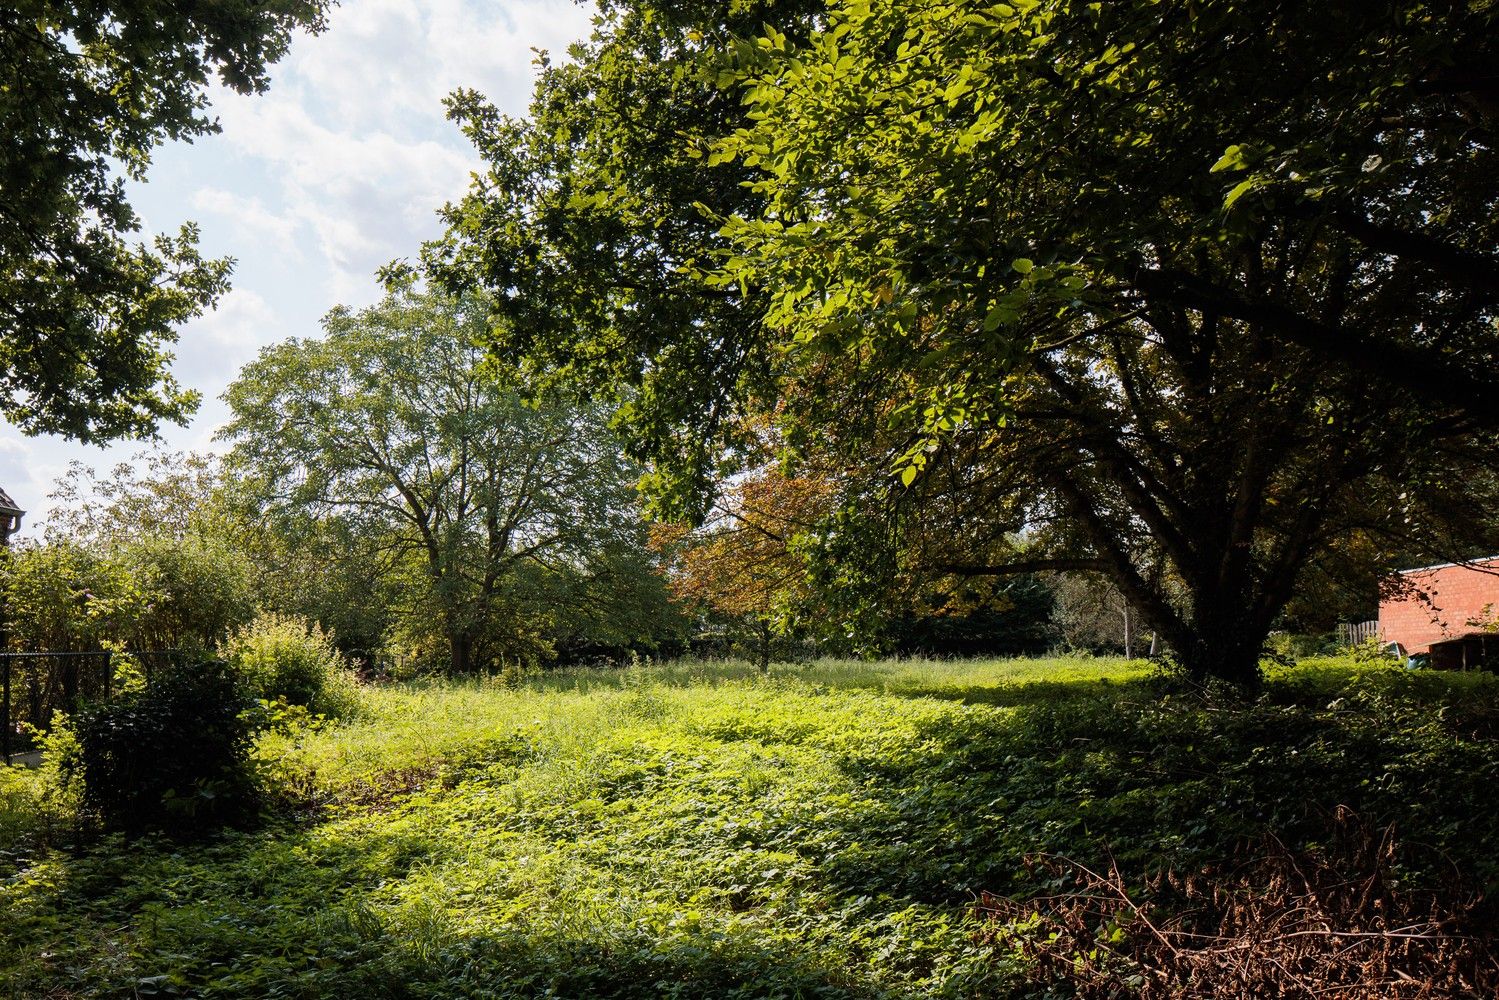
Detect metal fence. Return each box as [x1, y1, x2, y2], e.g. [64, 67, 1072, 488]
[1, 649, 182, 760]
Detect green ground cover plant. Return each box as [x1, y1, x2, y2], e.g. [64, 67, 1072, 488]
[1, 655, 1495, 998]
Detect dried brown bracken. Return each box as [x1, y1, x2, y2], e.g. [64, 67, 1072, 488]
[978, 808, 1499, 999]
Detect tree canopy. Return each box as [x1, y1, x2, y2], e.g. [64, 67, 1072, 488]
[1, 0, 328, 441]
[419, 0, 822, 514]
[707, 0, 1499, 681]
[425, 0, 1499, 683]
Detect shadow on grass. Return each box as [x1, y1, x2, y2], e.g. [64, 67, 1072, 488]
[814, 670, 1499, 910]
[7, 664, 1498, 999]
[870, 675, 1162, 710]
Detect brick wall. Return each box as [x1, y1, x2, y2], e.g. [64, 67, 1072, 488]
[1379, 558, 1499, 652]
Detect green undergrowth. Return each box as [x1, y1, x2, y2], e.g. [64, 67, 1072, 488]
[2, 655, 1497, 998]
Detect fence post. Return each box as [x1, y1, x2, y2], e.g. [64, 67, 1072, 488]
[2, 658, 9, 762]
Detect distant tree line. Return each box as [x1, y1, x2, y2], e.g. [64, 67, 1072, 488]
[5, 291, 691, 674]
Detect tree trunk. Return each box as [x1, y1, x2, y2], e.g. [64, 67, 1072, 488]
[449, 631, 474, 675]
[1171, 595, 1266, 688]
[756, 619, 771, 675]
[1122, 603, 1134, 660]
[1177, 637, 1262, 688]
[61, 657, 79, 713]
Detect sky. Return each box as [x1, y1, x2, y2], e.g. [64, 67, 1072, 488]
[0, 0, 596, 534]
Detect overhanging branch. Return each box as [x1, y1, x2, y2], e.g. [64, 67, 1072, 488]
[1133, 267, 1499, 427]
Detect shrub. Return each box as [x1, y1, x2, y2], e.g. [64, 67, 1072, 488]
[1, 540, 148, 652]
[122, 533, 257, 649]
[0, 713, 85, 850]
[222, 612, 360, 718]
[73, 661, 259, 836]
[1, 535, 258, 657]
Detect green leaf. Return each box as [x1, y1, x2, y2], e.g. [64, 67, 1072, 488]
[984, 304, 1017, 331]
[1223, 178, 1257, 209]
[1210, 144, 1249, 173]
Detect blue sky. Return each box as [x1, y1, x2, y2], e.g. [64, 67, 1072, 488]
[2, 0, 595, 531]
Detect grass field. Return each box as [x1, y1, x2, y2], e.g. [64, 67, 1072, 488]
[2, 655, 1497, 998]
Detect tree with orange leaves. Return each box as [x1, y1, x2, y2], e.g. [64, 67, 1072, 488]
[652, 470, 835, 672]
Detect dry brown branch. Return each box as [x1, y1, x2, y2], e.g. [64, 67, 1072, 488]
[977, 808, 1499, 998]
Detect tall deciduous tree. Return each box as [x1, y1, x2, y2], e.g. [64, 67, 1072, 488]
[698, 0, 1499, 683]
[418, 0, 823, 516]
[1, 0, 328, 441]
[431, 0, 1499, 684]
[220, 288, 649, 674]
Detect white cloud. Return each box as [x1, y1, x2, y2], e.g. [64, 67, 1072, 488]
[191, 187, 304, 259]
[206, 0, 594, 300]
[170, 287, 279, 393]
[286, 0, 588, 127]
[213, 97, 471, 299]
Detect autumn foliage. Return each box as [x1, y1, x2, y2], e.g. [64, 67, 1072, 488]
[651, 470, 835, 666]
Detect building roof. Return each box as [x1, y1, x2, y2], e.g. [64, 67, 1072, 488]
[0, 486, 21, 516]
[1397, 555, 1499, 575]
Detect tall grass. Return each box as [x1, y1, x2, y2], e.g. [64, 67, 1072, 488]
[530, 652, 1148, 693]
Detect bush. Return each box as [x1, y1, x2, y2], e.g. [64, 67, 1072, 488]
[0, 714, 84, 851]
[123, 533, 257, 649]
[222, 613, 360, 718]
[73, 661, 259, 836]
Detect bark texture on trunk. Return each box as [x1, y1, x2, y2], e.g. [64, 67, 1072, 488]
[1171, 599, 1266, 688]
[450, 631, 474, 675]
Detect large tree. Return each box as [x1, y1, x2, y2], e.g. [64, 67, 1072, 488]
[1, 0, 328, 441]
[419, 0, 823, 515]
[699, 0, 1499, 683]
[220, 288, 650, 674]
[431, 0, 1499, 683]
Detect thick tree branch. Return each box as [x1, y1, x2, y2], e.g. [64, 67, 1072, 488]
[1134, 267, 1499, 427]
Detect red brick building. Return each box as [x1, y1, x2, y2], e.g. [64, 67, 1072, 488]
[1379, 556, 1499, 660]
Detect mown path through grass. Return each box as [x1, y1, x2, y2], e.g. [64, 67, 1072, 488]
[3, 656, 1497, 998]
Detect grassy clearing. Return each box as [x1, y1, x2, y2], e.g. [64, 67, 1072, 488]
[2, 655, 1497, 998]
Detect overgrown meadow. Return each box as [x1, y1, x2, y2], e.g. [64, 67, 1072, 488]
[3, 655, 1498, 998]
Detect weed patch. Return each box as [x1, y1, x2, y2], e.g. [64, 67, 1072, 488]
[1, 656, 1495, 998]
